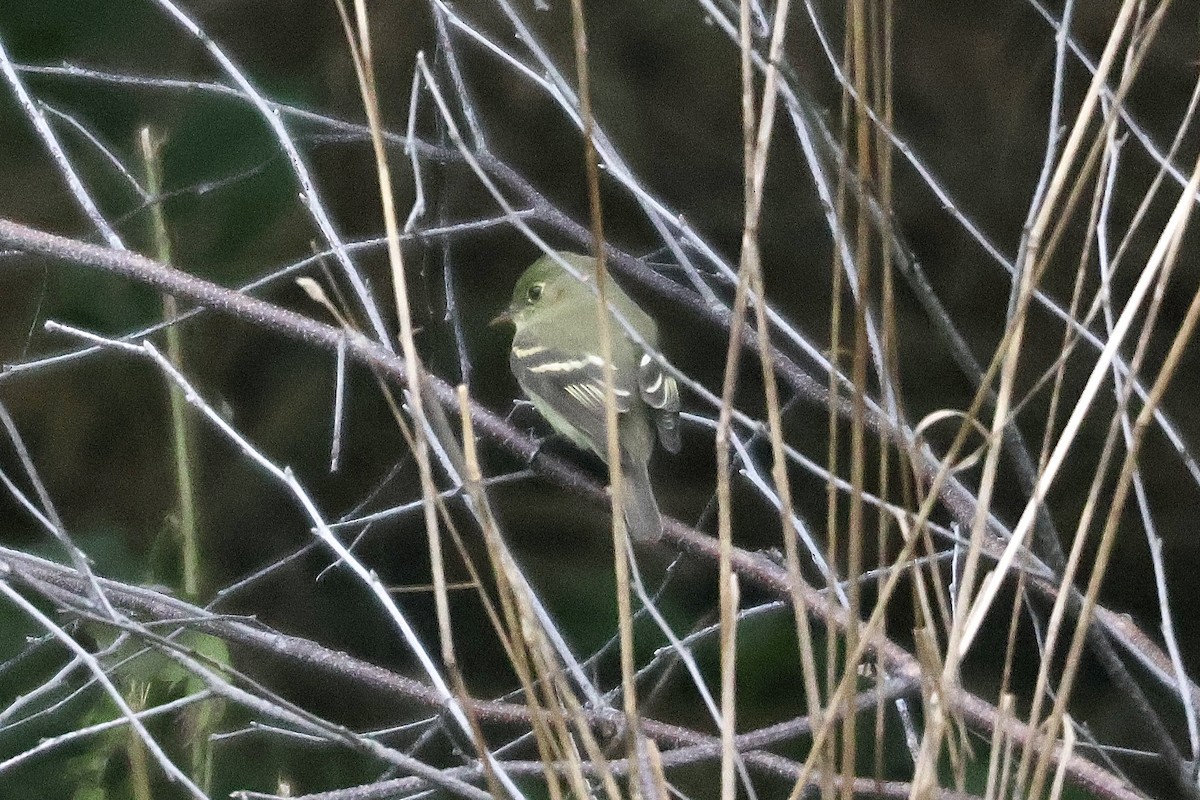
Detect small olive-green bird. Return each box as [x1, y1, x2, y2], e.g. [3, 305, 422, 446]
[496, 252, 681, 541]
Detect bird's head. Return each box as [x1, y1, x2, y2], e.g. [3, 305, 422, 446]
[492, 252, 592, 330]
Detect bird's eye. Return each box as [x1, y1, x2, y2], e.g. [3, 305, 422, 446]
[526, 283, 544, 303]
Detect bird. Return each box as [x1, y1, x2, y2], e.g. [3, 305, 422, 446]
[494, 251, 681, 541]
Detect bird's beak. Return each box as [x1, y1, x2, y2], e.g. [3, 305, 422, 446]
[489, 309, 513, 327]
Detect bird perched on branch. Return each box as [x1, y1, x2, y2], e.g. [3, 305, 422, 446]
[494, 251, 680, 541]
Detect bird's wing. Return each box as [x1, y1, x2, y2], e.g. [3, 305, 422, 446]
[638, 351, 682, 453]
[511, 342, 635, 418]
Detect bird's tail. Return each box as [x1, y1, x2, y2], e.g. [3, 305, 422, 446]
[620, 459, 663, 542]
